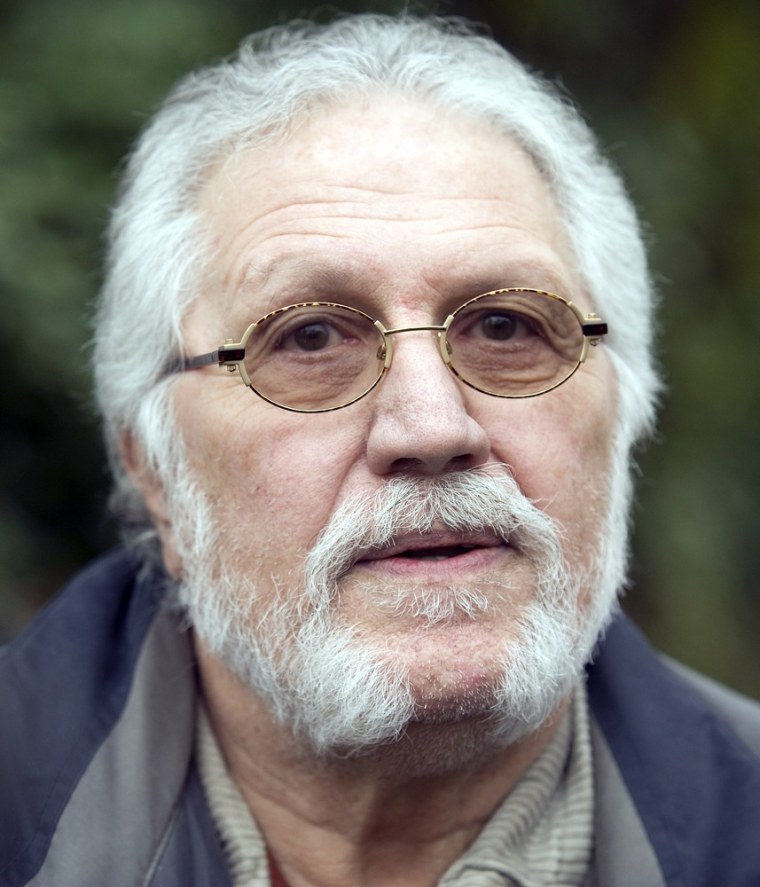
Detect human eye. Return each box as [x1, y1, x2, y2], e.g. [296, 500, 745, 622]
[469, 309, 537, 342]
[264, 306, 367, 355]
[277, 316, 346, 352]
[447, 295, 554, 379]
[248, 304, 377, 374]
[453, 301, 542, 347]
[444, 291, 583, 397]
[244, 303, 382, 410]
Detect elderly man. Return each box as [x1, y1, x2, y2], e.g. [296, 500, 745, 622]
[2, 14, 759, 887]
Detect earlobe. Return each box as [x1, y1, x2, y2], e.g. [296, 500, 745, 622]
[120, 433, 183, 579]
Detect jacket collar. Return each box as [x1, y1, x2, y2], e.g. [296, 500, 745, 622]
[587, 616, 760, 886]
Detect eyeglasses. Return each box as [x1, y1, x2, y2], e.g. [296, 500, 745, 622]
[171, 288, 607, 413]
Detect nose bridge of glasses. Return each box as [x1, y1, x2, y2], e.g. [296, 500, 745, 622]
[378, 322, 452, 369]
[382, 323, 449, 336]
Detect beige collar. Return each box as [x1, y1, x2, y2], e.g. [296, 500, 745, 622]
[197, 682, 593, 886]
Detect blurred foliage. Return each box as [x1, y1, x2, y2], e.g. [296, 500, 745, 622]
[1, 0, 758, 698]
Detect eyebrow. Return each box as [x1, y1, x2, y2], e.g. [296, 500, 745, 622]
[235, 255, 377, 314]
[234, 252, 576, 318]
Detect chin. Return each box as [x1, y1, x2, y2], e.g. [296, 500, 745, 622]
[403, 657, 507, 722]
[347, 709, 536, 778]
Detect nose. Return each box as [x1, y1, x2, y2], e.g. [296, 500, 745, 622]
[365, 332, 491, 476]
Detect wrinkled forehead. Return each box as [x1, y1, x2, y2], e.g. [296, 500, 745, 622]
[200, 94, 568, 219]
[189, 97, 581, 337]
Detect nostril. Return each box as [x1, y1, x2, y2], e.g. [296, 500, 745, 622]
[389, 456, 425, 474]
[389, 452, 479, 476]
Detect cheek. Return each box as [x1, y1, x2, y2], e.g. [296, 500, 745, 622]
[249, 445, 340, 546]
[179, 399, 367, 557]
[482, 391, 616, 542]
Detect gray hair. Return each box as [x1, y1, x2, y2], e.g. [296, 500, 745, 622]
[93, 13, 660, 563]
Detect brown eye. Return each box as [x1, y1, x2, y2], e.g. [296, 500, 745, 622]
[479, 312, 520, 340]
[290, 322, 333, 351]
[244, 302, 387, 412]
[473, 311, 536, 342]
[277, 319, 347, 352]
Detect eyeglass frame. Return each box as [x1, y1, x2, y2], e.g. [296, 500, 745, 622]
[169, 287, 608, 413]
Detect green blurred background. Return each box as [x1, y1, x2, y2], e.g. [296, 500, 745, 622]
[1, 0, 758, 698]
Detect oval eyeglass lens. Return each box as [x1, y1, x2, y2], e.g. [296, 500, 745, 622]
[244, 303, 386, 410]
[446, 291, 583, 396]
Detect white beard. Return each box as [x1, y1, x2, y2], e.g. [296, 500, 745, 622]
[169, 460, 625, 761]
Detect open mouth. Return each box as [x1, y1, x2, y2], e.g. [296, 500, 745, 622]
[394, 544, 483, 561]
[357, 531, 507, 567]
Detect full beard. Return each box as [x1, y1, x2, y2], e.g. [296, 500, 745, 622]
[169, 461, 623, 764]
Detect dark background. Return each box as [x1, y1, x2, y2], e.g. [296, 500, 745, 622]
[2, 0, 759, 698]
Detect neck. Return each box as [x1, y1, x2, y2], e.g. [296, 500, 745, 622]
[196, 641, 570, 887]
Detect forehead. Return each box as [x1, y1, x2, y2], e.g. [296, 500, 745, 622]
[193, 98, 580, 332]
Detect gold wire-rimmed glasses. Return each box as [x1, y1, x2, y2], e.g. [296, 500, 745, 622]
[171, 287, 608, 413]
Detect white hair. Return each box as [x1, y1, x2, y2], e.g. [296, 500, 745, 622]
[171, 457, 617, 759]
[93, 14, 660, 563]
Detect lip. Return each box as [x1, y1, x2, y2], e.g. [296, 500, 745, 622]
[354, 529, 510, 579]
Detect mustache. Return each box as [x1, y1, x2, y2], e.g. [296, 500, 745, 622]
[304, 465, 564, 584]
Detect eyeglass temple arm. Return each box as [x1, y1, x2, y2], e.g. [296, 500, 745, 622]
[168, 343, 246, 375]
[581, 318, 607, 344]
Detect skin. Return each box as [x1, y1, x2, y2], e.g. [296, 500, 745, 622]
[130, 98, 617, 886]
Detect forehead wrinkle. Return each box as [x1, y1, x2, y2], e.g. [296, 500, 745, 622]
[215, 184, 544, 237]
[219, 227, 350, 306]
[201, 105, 584, 319]
[234, 252, 374, 314]
[239, 251, 367, 289]
[206, 170, 567, 287]
[224, 207, 559, 284]
[272, 192, 543, 220]
[234, 223, 574, 288]
[220, 224, 578, 325]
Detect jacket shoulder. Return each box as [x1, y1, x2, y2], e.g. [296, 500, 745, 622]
[588, 615, 760, 887]
[0, 549, 171, 885]
[665, 659, 760, 756]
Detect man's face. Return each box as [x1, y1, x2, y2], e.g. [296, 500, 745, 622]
[162, 99, 618, 752]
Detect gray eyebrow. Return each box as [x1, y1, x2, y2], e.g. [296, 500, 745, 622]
[235, 255, 372, 311]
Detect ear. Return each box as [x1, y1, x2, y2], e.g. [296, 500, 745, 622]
[120, 432, 183, 579]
